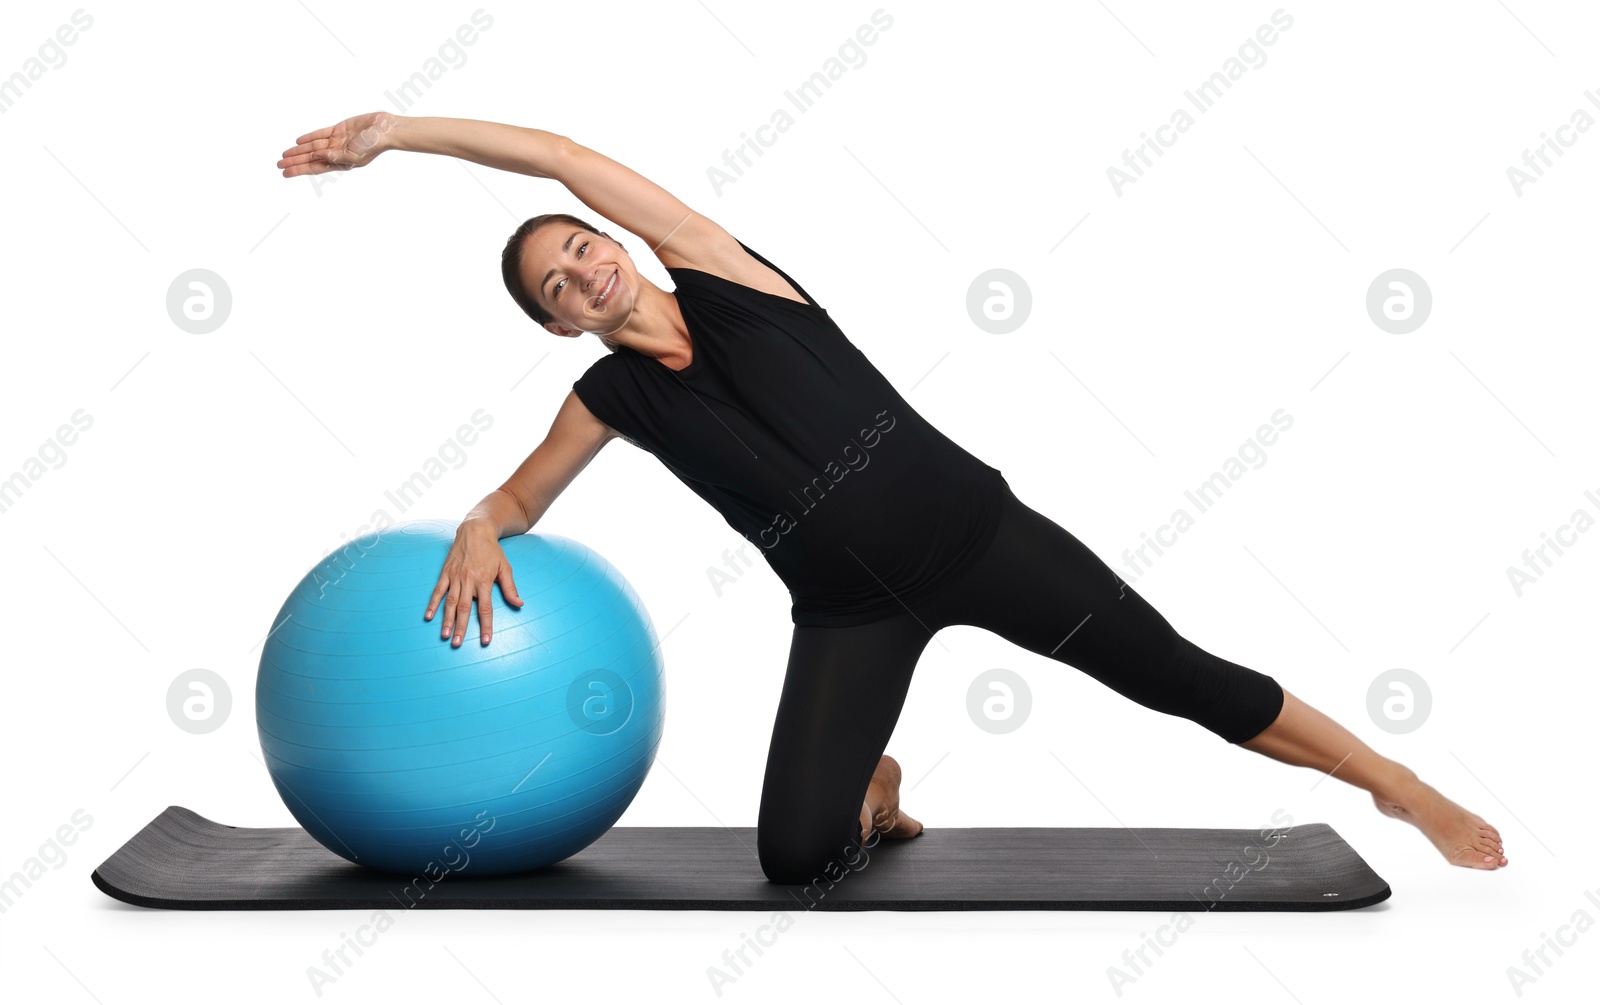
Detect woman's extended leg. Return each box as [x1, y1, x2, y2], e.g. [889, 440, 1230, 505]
[916, 484, 1507, 869]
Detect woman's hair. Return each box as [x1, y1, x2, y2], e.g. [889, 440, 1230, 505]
[501, 212, 622, 352]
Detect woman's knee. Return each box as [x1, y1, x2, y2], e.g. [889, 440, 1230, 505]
[755, 803, 870, 883]
[1164, 636, 1286, 743]
[756, 821, 862, 886]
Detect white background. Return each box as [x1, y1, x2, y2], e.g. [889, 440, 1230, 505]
[2, 1, 1596, 1002]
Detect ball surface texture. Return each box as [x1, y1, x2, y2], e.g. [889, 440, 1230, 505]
[255, 520, 664, 877]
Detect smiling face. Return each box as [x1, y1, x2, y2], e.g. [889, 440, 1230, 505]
[524, 222, 638, 338]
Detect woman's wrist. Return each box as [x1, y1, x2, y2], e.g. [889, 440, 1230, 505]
[457, 514, 500, 539]
[383, 114, 420, 154]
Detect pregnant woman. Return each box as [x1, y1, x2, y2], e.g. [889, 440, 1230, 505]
[278, 112, 1507, 883]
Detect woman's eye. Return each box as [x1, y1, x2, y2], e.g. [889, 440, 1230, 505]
[554, 242, 590, 298]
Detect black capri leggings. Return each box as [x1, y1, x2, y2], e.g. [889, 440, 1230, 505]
[756, 482, 1285, 885]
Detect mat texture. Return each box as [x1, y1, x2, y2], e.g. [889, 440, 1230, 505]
[92, 806, 1389, 911]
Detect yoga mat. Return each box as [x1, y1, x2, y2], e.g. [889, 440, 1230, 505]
[92, 806, 1390, 911]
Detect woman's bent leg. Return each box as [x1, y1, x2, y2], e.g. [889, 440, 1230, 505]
[756, 614, 935, 885]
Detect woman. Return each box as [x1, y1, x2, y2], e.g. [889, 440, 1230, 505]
[279, 112, 1508, 884]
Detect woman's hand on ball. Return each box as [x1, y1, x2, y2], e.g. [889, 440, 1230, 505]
[426, 524, 524, 646]
[277, 110, 400, 177]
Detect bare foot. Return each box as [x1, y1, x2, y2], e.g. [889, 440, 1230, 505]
[1372, 770, 1508, 870]
[860, 754, 924, 843]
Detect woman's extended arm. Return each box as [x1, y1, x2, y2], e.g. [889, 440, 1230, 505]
[280, 112, 737, 269]
[390, 116, 724, 266]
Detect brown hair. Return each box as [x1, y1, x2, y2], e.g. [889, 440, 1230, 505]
[501, 212, 622, 352]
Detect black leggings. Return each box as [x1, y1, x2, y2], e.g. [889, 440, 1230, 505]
[755, 483, 1285, 884]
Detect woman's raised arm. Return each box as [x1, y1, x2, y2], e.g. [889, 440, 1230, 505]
[279, 112, 733, 267]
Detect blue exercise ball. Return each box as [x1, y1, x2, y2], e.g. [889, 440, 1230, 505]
[255, 519, 665, 877]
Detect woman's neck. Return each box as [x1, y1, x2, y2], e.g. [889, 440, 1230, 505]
[603, 285, 691, 365]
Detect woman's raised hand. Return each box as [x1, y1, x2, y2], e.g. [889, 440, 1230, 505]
[425, 521, 524, 647]
[278, 110, 400, 177]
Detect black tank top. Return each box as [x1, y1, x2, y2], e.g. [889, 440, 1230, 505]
[571, 240, 1008, 627]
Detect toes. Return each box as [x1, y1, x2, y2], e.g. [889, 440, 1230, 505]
[1470, 845, 1507, 869]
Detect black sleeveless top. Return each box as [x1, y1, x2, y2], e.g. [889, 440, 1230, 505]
[571, 240, 1008, 627]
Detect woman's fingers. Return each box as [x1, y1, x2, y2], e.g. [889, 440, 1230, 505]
[277, 147, 346, 178]
[278, 145, 331, 167]
[440, 577, 460, 640]
[278, 127, 360, 177]
[426, 545, 518, 646]
[497, 562, 523, 608]
[293, 124, 337, 146]
[281, 136, 331, 158]
[425, 573, 450, 620]
[477, 581, 494, 644]
[453, 586, 476, 647]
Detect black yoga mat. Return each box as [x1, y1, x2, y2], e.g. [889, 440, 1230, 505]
[93, 806, 1389, 912]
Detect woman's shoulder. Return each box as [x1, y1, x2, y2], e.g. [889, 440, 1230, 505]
[664, 237, 819, 311]
[573, 344, 635, 390]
